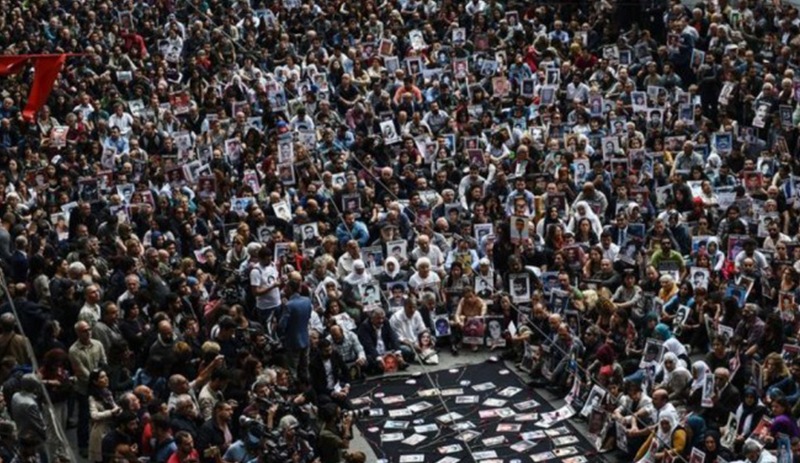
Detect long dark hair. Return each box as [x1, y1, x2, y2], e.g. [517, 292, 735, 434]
[87, 368, 114, 409]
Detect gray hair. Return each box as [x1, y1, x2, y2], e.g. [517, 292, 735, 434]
[742, 440, 762, 455]
[416, 257, 431, 269]
[369, 307, 386, 319]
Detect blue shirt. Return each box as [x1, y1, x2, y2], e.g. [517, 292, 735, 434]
[335, 220, 370, 246]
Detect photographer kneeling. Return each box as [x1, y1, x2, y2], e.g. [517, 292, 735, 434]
[317, 403, 365, 463]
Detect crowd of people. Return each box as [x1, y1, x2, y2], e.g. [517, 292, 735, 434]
[0, 0, 800, 462]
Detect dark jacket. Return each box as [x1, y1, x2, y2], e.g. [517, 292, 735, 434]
[170, 412, 200, 437]
[196, 419, 228, 463]
[279, 294, 313, 350]
[309, 350, 349, 397]
[356, 318, 401, 362]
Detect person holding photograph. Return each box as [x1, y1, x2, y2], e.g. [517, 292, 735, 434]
[389, 297, 427, 363]
[452, 287, 486, 355]
[356, 308, 406, 374]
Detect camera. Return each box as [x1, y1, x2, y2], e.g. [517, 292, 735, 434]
[344, 408, 369, 420]
[239, 416, 262, 428]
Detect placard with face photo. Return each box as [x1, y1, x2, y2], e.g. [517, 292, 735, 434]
[272, 200, 292, 222]
[387, 240, 407, 262]
[408, 29, 426, 50]
[452, 58, 468, 80]
[565, 310, 581, 336]
[256, 225, 273, 244]
[580, 384, 606, 418]
[78, 177, 99, 202]
[463, 316, 485, 345]
[241, 170, 261, 195]
[451, 27, 466, 44]
[520, 78, 536, 97]
[273, 242, 292, 265]
[691, 49, 705, 69]
[492, 76, 510, 98]
[50, 126, 68, 148]
[356, 247, 381, 277]
[377, 38, 394, 57]
[743, 171, 763, 192]
[384, 56, 400, 74]
[359, 282, 382, 307]
[100, 147, 117, 170]
[480, 59, 497, 77]
[509, 216, 529, 244]
[647, 109, 663, 131]
[631, 91, 647, 111]
[484, 316, 506, 348]
[601, 136, 620, 157]
[178, 160, 199, 185]
[540, 85, 556, 107]
[545, 68, 560, 85]
[640, 338, 665, 367]
[619, 49, 632, 66]
[509, 273, 530, 303]
[277, 139, 294, 163]
[602, 45, 619, 61]
[194, 175, 215, 200]
[231, 197, 254, 217]
[549, 289, 570, 314]
[752, 101, 771, 128]
[474, 223, 494, 244]
[300, 222, 320, 249]
[405, 56, 423, 76]
[380, 120, 401, 144]
[635, 42, 651, 62]
[588, 94, 603, 117]
[433, 314, 451, 337]
[278, 162, 295, 185]
[474, 274, 495, 300]
[568, 159, 589, 186]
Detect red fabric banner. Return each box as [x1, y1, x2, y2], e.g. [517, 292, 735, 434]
[0, 56, 29, 76]
[22, 55, 66, 122]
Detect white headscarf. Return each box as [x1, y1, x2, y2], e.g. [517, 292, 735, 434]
[344, 259, 372, 286]
[384, 256, 401, 279]
[656, 410, 679, 450]
[569, 200, 603, 236]
[691, 361, 709, 393]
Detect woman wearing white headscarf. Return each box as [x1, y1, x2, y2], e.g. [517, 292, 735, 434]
[568, 200, 603, 236]
[706, 237, 726, 273]
[690, 360, 710, 394]
[377, 256, 409, 287]
[655, 352, 692, 403]
[635, 409, 687, 462]
[343, 259, 373, 286]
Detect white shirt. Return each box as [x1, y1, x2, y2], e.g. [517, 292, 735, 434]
[108, 112, 134, 137]
[410, 247, 445, 270]
[409, 271, 441, 292]
[601, 242, 620, 262]
[78, 303, 101, 327]
[389, 309, 426, 345]
[323, 358, 335, 390]
[375, 325, 386, 355]
[249, 263, 281, 310]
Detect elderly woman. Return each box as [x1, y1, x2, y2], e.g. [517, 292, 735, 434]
[635, 410, 687, 462]
[654, 352, 692, 404]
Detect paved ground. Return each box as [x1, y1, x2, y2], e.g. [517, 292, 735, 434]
[349, 349, 625, 463]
